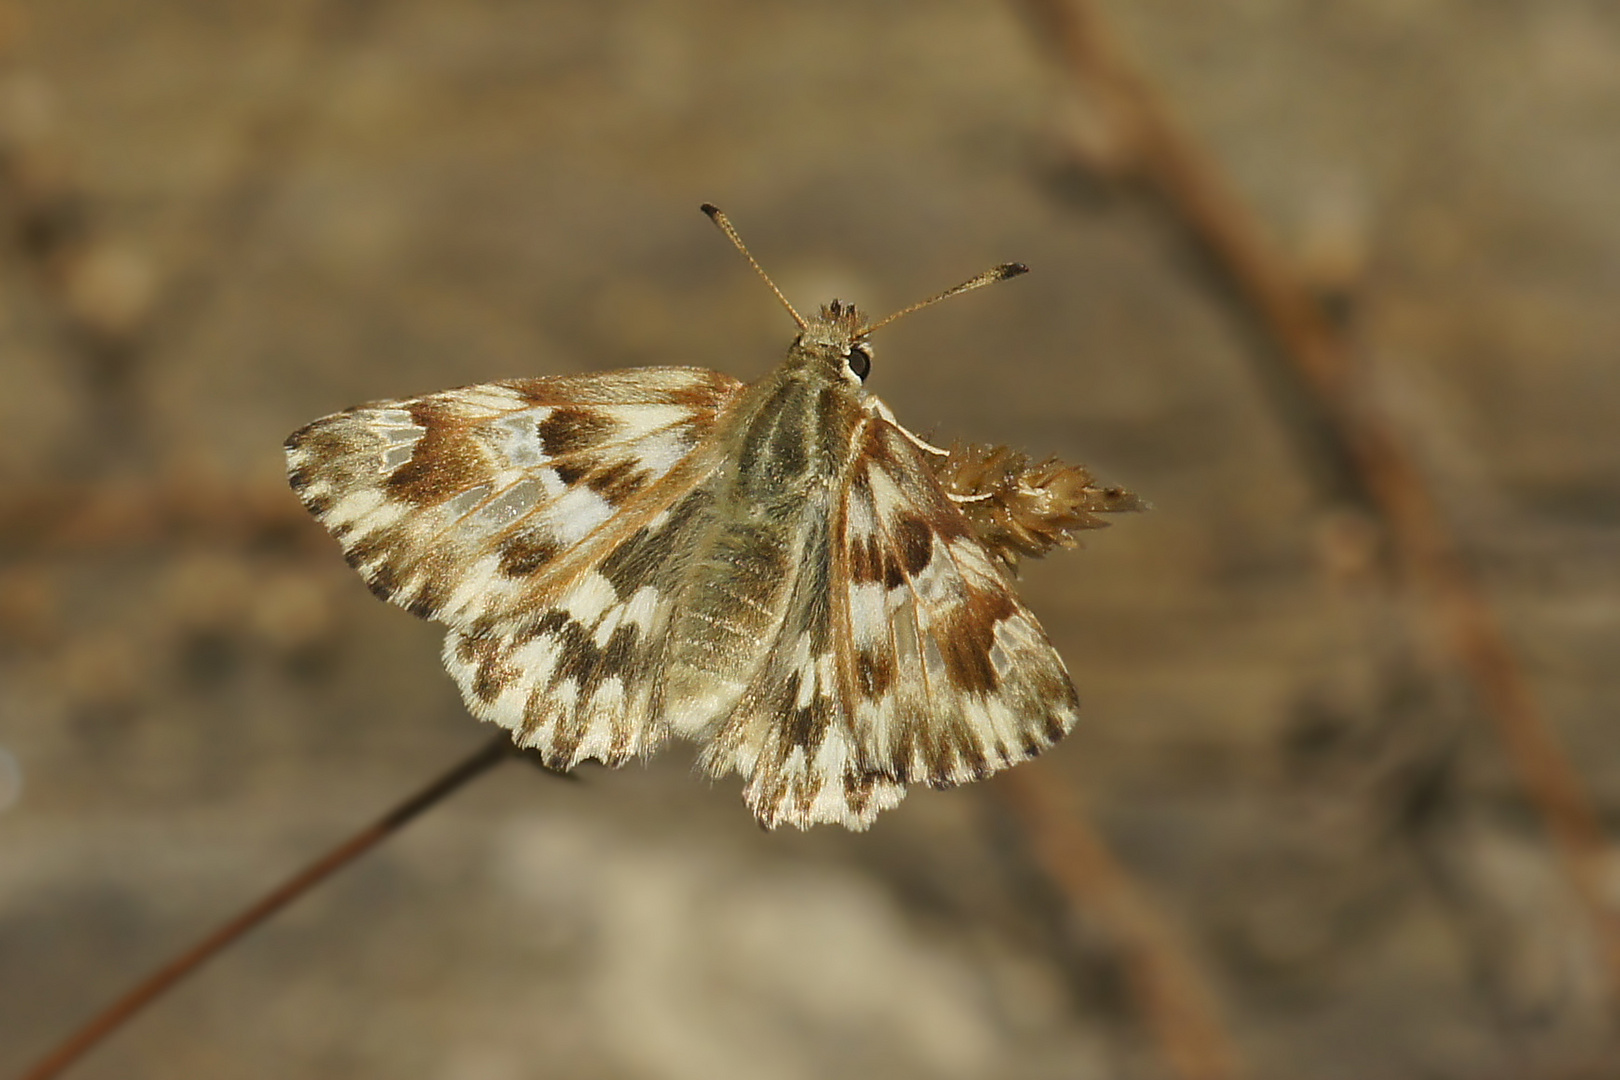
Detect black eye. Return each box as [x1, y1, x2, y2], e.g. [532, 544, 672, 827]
[847, 343, 872, 381]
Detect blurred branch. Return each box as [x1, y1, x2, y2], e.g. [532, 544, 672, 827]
[998, 767, 1242, 1080]
[1013, 0, 1620, 1006]
[18, 734, 523, 1080]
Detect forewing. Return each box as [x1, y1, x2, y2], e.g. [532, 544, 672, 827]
[287, 366, 743, 769]
[285, 366, 742, 629]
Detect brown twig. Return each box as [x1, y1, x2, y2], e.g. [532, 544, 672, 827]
[18, 734, 519, 1080]
[998, 767, 1242, 1080]
[1015, 0, 1620, 1002]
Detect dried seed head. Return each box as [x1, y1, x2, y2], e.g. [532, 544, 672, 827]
[933, 442, 1146, 572]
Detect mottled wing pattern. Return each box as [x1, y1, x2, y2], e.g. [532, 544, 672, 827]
[697, 489, 908, 829]
[289, 362, 1086, 826]
[285, 367, 741, 629]
[843, 422, 1080, 790]
[286, 367, 744, 768]
[702, 413, 1080, 829]
[442, 484, 722, 768]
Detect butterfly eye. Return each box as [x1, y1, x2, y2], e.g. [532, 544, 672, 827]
[847, 343, 873, 381]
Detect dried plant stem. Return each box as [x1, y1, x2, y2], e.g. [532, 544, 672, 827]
[999, 767, 1241, 1080]
[19, 735, 516, 1080]
[1015, 0, 1620, 1002]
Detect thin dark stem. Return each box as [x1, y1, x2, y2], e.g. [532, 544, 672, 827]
[20, 734, 517, 1080]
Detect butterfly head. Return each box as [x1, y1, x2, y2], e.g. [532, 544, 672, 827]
[802, 298, 875, 383]
[701, 203, 1024, 389]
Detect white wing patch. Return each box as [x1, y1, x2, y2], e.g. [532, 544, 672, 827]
[285, 367, 742, 628]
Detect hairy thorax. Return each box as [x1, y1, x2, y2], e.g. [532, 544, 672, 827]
[662, 342, 868, 736]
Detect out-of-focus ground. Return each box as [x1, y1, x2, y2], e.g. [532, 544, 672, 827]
[2, 2, 1617, 1078]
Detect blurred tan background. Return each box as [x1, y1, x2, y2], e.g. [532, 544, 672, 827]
[3, 1, 1618, 1078]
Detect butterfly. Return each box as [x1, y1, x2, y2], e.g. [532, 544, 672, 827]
[284, 205, 1142, 829]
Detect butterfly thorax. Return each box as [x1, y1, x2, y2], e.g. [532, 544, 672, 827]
[658, 306, 873, 736]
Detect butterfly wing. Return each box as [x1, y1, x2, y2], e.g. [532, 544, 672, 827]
[286, 367, 742, 628]
[441, 484, 725, 768]
[287, 366, 744, 767]
[701, 411, 1080, 830]
[695, 477, 910, 829]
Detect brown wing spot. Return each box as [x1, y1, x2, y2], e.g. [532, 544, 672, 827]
[593, 623, 642, 688]
[849, 535, 884, 584]
[855, 647, 895, 697]
[959, 737, 991, 781]
[520, 690, 569, 768]
[516, 609, 572, 646]
[288, 418, 352, 466]
[843, 772, 879, 818]
[551, 617, 602, 688]
[473, 648, 514, 704]
[546, 703, 589, 766]
[287, 460, 335, 514]
[404, 574, 449, 620]
[498, 528, 561, 577]
[553, 460, 590, 486]
[538, 408, 614, 457]
[927, 715, 989, 787]
[781, 690, 832, 759]
[364, 561, 401, 601]
[882, 547, 906, 590]
[918, 722, 962, 786]
[894, 514, 933, 577]
[938, 596, 1014, 694]
[342, 531, 383, 571]
[386, 402, 490, 505]
[598, 527, 666, 596]
[587, 458, 651, 503]
[892, 723, 917, 783]
[1041, 710, 1068, 744]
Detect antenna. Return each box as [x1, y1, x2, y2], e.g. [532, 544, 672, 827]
[861, 262, 1029, 336]
[700, 204, 807, 330]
